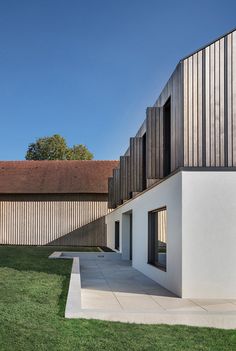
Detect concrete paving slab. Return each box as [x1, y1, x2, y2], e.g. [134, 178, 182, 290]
[115, 294, 164, 312]
[80, 278, 112, 291]
[50, 252, 236, 328]
[81, 291, 122, 311]
[200, 303, 236, 312]
[151, 296, 205, 312]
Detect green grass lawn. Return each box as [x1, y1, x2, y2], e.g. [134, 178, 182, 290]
[0, 246, 235, 351]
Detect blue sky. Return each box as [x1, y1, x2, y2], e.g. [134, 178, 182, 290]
[0, 0, 235, 160]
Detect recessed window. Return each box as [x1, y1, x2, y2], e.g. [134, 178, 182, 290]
[148, 207, 167, 271]
[115, 221, 120, 250]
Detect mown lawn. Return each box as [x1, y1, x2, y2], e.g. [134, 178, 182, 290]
[0, 246, 235, 351]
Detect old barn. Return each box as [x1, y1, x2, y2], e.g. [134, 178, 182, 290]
[0, 160, 118, 246]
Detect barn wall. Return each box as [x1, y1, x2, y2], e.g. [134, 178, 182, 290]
[0, 194, 109, 246]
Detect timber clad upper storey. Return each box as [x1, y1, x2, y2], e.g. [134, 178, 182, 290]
[108, 28, 236, 209]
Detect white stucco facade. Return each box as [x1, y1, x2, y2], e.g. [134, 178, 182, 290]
[107, 171, 183, 297]
[182, 171, 236, 298]
[106, 170, 236, 298]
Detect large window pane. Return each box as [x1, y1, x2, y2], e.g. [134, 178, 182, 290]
[148, 207, 167, 270]
[115, 221, 120, 250]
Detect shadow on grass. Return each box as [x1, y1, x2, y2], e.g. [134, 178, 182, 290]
[0, 245, 72, 318]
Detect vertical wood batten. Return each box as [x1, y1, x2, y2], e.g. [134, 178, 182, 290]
[233, 31, 236, 165]
[182, 31, 235, 168]
[146, 106, 164, 183]
[188, 56, 193, 166]
[154, 62, 183, 171]
[183, 60, 189, 166]
[120, 155, 131, 201]
[193, 53, 198, 166]
[107, 30, 236, 209]
[130, 137, 144, 193]
[215, 40, 220, 166]
[220, 38, 225, 166]
[0, 194, 110, 246]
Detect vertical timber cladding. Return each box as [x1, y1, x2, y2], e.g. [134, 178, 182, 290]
[130, 137, 145, 193]
[154, 62, 183, 172]
[120, 155, 131, 201]
[113, 167, 122, 206]
[183, 30, 236, 167]
[146, 107, 164, 185]
[0, 194, 109, 246]
[108, 177, 116, 209]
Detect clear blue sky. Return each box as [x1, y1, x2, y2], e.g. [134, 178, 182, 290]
[0, 0, 235, 160]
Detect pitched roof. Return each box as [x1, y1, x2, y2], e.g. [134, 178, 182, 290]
[0, 160, 119, 194]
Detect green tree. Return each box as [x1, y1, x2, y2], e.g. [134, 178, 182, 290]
[25, 134, 94, 160]
[67, 144, 93, 160]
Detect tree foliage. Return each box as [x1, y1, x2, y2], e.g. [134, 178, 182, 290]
[25, 134, 94, 160]
[66, 144, 93, 160]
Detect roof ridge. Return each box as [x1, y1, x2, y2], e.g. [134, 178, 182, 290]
[0, 160, 119, 162]
[180, 27, 236, 62]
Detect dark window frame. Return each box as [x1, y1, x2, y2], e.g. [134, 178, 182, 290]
[115, 221, 120, 250]
[148, 206, 167, 272]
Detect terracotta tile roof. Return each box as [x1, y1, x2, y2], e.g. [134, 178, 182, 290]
[0, 160, 119, 194]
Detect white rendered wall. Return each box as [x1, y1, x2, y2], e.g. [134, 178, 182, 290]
[106, 172, 182, 296]
[107, 170, 236, 298]
[182, 171, 236, 298]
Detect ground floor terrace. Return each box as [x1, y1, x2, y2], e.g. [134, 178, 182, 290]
[57, 252, 236, 329]
[2, 246, 236, 351]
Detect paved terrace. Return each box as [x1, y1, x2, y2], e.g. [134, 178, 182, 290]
[50, 252, 236, 329]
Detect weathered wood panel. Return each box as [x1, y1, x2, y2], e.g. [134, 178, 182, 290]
[120, 155, 131, 201]
[0, 194, 109, 246]
[154, 62, 183, 172]
[146, 106, 164, 183]
[113, 168, 122, 206]
[183, 30, 236, 167]
[108, 29, 236, 209]
[108, 177, 116, 209]
[48, 216, 107, 246]
[130, 137, 145, 193]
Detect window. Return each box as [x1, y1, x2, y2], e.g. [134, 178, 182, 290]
[148, 207, 167, 271]
[115, 221, 120, 250]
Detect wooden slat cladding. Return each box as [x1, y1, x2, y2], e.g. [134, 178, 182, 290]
[154, 62, 183, 172]
[108, 177, 116, 209]
[0, 194, 109, 246]
[113, 168, 122, 206]
[108, 30, 236, 209]
[120, 156, 131, 201]
[146, 107, 164, 182]
[48, 216, 107, 246]
[183, 30, 236, 167]
[130, 137, 145, 193]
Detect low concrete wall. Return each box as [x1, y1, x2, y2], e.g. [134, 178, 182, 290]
[49, 251, 122, 260]
[65, 258, 81, 318]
